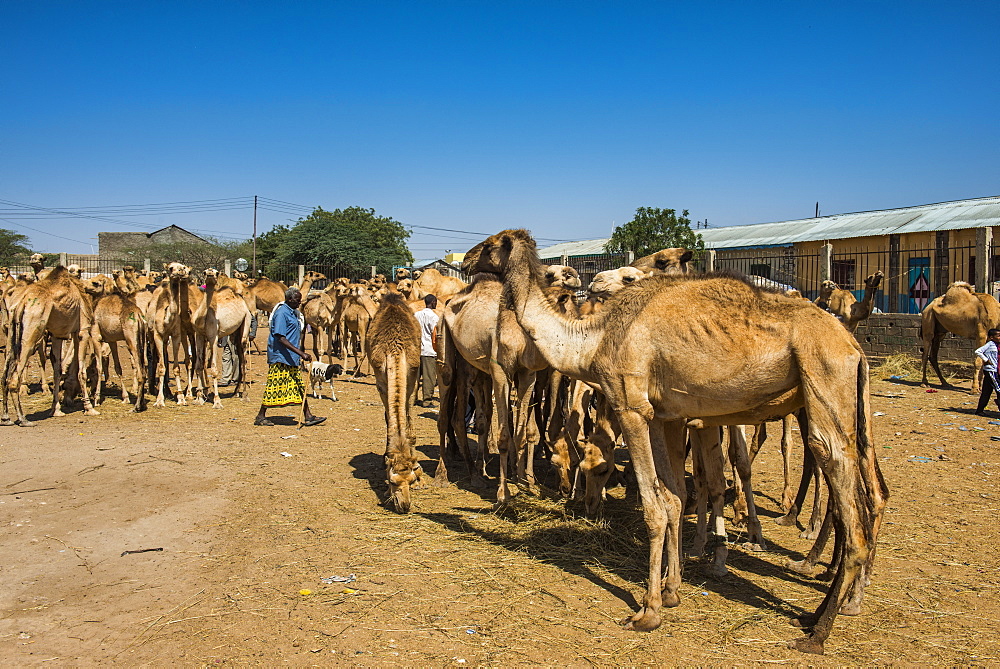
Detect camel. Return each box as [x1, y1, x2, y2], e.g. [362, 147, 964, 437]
[815, 271, 884, 333]
[248, 277, 288, 314]
[630, 247, 693, 275]
[468, 229, 888, 654]
[921, 281, 1000, 394]
[588, 266, 649, 298]
[395, 268, 410, 282]
[189, 269, 251, 408]
[410, 268, 466, 302]
[2, 266, 101, 425]
[366, 291, 423, 512]
[543, 265, 582, 289]
[342, 283, 379, 375]
[299, 270, 325, 294]
[82, 271, 148, 411]
[146, 262, 194, 407]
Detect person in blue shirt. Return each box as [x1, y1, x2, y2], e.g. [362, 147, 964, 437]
[974, 328, 1000, 416]
[254, 287, 325, 427]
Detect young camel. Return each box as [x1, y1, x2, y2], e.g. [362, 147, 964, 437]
[468, 229, 888, 655]
[921, 281, 1000, 394]
[2, 266, 101, 425]
[366, 292, 423, 513]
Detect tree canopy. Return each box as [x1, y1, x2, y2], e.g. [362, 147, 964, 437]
[604, 207, 704, 258]
[260, 206, 412, 277]
[0, 228, 32, 264]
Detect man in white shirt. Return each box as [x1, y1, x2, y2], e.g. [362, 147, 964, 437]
[974, 328, 1000, 416]
[414, 294, 440, 407]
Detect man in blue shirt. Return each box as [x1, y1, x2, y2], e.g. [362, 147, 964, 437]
[254, 287, 326, 427]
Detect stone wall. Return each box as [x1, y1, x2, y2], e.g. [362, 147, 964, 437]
[854, 313, 976, 361]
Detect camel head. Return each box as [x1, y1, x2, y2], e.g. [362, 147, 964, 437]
[866, 271, 885, 290]
[304, 270, 326, 283]
[630, 247, 693, 275]
[396, 278, 413, 297]
[203, 268, 219, 285]
[466, 229, 538, 278]
[83, 274, 115, 297]
[0, 267, 10, 280]
[65, 264, 82, 278]
[373, 273, 387, 285]
[818, 279, 839, 301]
[385, 452, 422, 513]
[147, 270, 163, 283]
[588, 266, 647, 298]
[545, 286, 581, 318]
[543, 265, 582, 289]
[29, 253, 44, 268]
[165, 262, 191, 280]
[233, 270, 248, 280]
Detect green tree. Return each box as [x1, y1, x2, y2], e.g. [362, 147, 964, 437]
[0, 228, 32, 264]
[604, 207, 704, 258]
[271, 206, 413, 277]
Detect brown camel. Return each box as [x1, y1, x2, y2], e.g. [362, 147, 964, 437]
[189, 269, 251, 407]
[410, 268, 466, 302]
[629, 247, 693, 275]
[82, 271, 148, 412]
[146, 262, 193, 407]
[815, 270, 884, 333]
[366, 291, 423, 512]
[468, 229, 888, 655]
[2, 266, 100, 425]
[248, 277, 288, 314]
[342, 283, 378, 375]
[921, 281, 1000, 393]
[543, 265, 582, 289]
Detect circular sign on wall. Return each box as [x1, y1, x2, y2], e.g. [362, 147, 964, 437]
[234, 258, 249, 272]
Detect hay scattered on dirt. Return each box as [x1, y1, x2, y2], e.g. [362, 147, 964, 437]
[871, 353, 919, 379]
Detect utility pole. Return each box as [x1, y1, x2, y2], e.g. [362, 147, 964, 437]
[252, 195, 258, 275]
[815, 202, 820, 218]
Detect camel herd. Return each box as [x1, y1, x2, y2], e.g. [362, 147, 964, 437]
[3, 240, 997, 655]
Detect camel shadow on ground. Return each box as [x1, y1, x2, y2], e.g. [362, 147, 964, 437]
[417, 491, 825, 625]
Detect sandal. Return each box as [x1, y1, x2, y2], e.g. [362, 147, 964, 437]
[301, 416, 326, 427]
[254, 417, 275, 426]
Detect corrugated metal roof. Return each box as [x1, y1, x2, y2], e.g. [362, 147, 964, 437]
[537, 195, 1000, 256]
[535, 238, 612, 258]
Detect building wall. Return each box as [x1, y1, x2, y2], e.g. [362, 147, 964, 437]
[854, 313, 976, 363]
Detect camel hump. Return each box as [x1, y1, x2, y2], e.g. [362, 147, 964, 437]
[380, 291, 408, 308]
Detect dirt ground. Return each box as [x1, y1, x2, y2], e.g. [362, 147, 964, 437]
[2, 344, 1000, 666]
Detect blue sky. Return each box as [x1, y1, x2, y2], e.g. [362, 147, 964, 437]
[3, 1, 998, 257]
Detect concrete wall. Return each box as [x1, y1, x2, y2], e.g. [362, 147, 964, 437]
[854, 313, 976, 361]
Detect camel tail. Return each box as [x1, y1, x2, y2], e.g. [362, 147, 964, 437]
[857, 353, 889, 516]
[3, 303, 23, 389]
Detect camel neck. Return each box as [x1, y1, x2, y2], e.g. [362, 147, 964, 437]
[502, 245, 601, 380]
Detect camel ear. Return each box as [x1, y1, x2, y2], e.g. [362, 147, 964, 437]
[680, 250, 693, 263]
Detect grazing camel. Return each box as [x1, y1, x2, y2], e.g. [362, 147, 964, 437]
[921, 281, 1000, 393]
[815, 271, 884, 333]
[468, 229, 888, 655]
[82, 271, 148, 411]
[2, 266, 100, 425]
[366, 292, 423, 512]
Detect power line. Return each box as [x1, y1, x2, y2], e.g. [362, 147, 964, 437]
[0, 217, 91, 246]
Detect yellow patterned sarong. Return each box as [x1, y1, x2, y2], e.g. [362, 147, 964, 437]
[262, 363, 305, 407]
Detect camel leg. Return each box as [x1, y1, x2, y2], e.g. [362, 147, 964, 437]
[491, 364, 516, 507]
[729, 425, 766, 550]
[74, 333, 100, 417]
[170, 335, 187, 405]
[127, 325, 147, 412]
[432, 352, 457, 486]
[109, 342, 128, 403]
[233, 327, 248, 400]
[472, 374, 492, 479]
[49, 338, 66, 417]
[780, 414, 796, 511]
[618, 410, 673, 632]
[512, 368, 538, 489]
[689, 425, 729, 577]
[733, 422, 764, 525]
[776, 409, 812, 526]
[208, 335, 223, 409]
